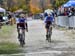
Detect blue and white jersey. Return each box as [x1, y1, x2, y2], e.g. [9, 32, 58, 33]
[19, 17, 27, 23]
[44, 16, 54, 23]
[16, 17, 27, 23]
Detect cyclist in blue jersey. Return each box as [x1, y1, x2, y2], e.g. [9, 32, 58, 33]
[44, 13, 54, 40]
[17, 14, 28, 32]
[16, 14, 28, 44]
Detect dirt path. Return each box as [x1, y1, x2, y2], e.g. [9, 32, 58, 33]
[1, 20, 75, 56]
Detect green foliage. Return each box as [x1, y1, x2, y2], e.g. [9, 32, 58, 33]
[0, 0, 3, 5]
[53, 0, 68, 8]
[16, 0, 30, 12]
[0, 42, 21, 54]
[1, 0, 30, 12]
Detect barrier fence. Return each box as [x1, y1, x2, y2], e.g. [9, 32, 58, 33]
[55, 16, 75, 28]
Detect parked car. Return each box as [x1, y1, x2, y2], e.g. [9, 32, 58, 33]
[2, 16, 9, 25]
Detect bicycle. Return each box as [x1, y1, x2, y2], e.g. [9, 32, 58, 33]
[46, 25, 52, 42]
[18, 27, 25, 47]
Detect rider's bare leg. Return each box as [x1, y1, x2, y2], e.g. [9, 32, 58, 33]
[46, 28, 48, 40]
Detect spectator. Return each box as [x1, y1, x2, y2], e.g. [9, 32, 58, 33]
[40, 13, 43, 20]
[0, 15, 3, 29]
[8, 14, 13, 25]
[0, 15, 3, 22]
[8, 14, 12, 20]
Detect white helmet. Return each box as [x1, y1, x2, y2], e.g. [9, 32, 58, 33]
[48, 13, 52, 15]
[20, 14, 25, 17]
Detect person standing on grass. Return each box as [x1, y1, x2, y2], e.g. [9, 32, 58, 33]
[0, 15, 3, 29]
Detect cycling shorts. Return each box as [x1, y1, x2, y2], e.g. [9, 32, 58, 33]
[45, 21, 52, 29]
[17, 23, 25, 29]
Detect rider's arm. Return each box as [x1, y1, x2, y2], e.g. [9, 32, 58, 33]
[25, 22, 28, 29]
[24, 18, 28, 32]
[44, 17, 47, 23]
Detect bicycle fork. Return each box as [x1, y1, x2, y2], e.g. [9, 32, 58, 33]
[46, 27, 52, 42]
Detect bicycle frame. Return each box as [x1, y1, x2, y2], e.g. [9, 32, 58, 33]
[47, 25, 52, 42]
[18, 27, 25, 47]
[19, 28, 23, 34]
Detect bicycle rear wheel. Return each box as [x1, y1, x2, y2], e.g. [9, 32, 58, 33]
[20, 40, 24, 47]
[19, 34, 25, 47]
[48, 34, 51, 42]
[47, 28, 52, 42]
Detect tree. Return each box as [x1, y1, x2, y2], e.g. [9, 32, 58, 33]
[0, 0, 30, 12]
[30, 3, 42, 14]
[0, 0, 3, 7]
[40, 0, 46, 12]
[52, 0, 68, 8]
[24, 0, 30, 13]
[4, 0, 30, 12]
[7, 0, 15, 11]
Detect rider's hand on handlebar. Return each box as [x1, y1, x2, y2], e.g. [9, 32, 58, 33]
[26, 28, 28, 32]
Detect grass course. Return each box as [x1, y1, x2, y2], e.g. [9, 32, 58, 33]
[0, 25, 22, 54]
